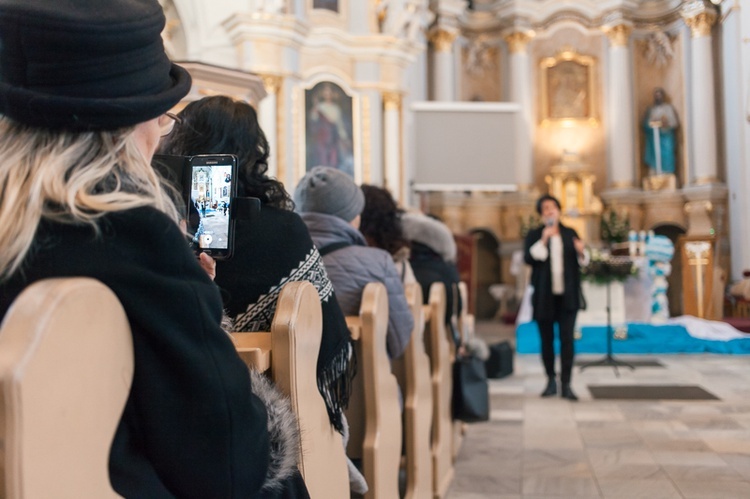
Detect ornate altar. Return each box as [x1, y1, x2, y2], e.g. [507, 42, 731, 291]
[544, 151, 602, 242]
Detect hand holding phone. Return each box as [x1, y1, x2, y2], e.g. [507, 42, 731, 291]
[186, 154, 238, 260]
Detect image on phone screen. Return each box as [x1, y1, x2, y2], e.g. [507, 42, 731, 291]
[187, 162, 233, 253]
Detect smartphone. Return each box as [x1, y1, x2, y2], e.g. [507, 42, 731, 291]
[185, 154, 238, 260]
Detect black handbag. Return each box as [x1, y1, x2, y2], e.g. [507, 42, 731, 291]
[452, 353, 490, 423]
[485, 341, 514, 379]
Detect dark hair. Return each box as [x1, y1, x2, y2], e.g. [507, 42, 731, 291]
[536, 194, 561, 215]
[157, 95, 293, 210]
[359, 184, 409, 255]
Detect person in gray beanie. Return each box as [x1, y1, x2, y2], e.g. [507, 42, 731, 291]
[295, 166, 414, 360]
[294, 166, 365, 222]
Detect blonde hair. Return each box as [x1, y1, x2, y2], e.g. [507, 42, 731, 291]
[0, 117, 180, 280]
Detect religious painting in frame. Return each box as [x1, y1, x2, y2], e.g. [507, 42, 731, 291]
[539, 49, 598, 126]
[301, 79, 360, 181]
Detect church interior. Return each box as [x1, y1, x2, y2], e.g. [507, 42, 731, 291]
[2, 0, 750, 497]
[156, 1, 750, 496]
[159, 0, 750, 320]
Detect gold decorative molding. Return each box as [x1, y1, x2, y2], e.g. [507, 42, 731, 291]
[382, 91, 402, 112]
[429, 28, 457, 52]
[504, 31, 533, 54]
[610, 179, 634, 189]
[643, 174, 677, 191]
[260, 74, 283, 95]
[362, 95, 372, 183]
[694, 175, 719, 185]
[683, 11, 717, 38]
[603, 24, 632, 47]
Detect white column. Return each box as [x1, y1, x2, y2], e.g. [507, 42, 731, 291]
[505, 31, 534, 191]
[429, 29, 457, 101]
[383, 92, 402, 202]
[604, 24, 636, 189]
[258, 75, 281, 180]
[682, 6, 719, 184]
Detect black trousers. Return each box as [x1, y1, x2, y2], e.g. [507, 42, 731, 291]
[537, 295, 577, 385]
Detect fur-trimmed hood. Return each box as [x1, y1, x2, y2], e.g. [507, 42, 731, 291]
[248, 369, 302, 495]
[401, 212, 457, 262]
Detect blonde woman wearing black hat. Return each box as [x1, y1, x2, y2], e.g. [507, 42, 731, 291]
[0, 1, 307, 497]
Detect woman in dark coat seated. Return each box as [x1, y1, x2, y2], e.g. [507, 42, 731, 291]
[0, 1, 307, 497]
[158, 95, 355, 436]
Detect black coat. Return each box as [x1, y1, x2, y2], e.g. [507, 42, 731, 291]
[215, 206, 352, 433]
[0, 207, 294, 498]
[523, 224, 584, 321]
[409, 242, 462, 342]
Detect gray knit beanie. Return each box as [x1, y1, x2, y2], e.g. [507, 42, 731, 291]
[294, 166, 365, 222]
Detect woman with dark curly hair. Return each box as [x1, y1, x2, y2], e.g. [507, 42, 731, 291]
[158, 96, 354, 433]
[359, 184, 416, 284]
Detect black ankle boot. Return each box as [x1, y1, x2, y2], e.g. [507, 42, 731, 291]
[561, 385, 578, 401]
[541, 378, 557, 397]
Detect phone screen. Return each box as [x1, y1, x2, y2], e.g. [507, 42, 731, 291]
[186, 155, 237, 259]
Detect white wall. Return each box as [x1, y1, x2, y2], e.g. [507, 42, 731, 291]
[722, 4, 750, 281]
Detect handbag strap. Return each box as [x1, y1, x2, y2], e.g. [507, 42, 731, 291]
[318, 241, 351, 257]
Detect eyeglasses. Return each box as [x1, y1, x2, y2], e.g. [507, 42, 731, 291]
[159, 112, 182, 137]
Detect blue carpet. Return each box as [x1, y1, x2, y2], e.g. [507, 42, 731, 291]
[516, 322, 750, 355]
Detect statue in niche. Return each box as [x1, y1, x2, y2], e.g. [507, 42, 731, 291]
[377, 0, 433, 42]
[643, 87, 679, 176]
[643, 31, 674, 68]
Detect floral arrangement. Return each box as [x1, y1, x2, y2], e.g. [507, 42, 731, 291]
[581, 252, 637, 284]
[600, 210, 630, 244]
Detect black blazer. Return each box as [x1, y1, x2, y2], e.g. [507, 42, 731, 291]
[523, 224, 584, 321]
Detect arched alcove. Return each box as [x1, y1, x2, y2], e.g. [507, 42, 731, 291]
[652, 222, 686, 317]
[469, 228, 501, 319]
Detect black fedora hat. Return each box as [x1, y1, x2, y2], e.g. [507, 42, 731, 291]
[0, 0, 191, 131]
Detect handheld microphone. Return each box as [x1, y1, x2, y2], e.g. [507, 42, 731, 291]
[544, 218, 555, 227]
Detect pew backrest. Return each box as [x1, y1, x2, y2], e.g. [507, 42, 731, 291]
[346, 282, 402, 499]
[232, 281, 349, 499]
[425, 282, 454, 499]
[399, 283, 433, 499]
[0, 278, 133, 499]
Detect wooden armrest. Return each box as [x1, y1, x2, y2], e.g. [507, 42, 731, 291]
[231, 332, 272, 372]
[346, 316, 362, 340]
[422, 305, 431, 323]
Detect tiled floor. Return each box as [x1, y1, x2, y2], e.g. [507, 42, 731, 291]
[447, 322, 750, 499]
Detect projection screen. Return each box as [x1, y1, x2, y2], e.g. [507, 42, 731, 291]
[411, 101, 520, 192]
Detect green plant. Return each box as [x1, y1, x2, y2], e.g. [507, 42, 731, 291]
[600, 210, 630, 244]
[581, 253, 638, 284]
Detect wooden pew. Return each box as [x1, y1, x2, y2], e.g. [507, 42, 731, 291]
[423, 283, 454, 499]
[392, 283, 433, 499]
[345, 282, 402, 499]
[232, 281, 349, 499]
[0, 278, 133, 499]
[450, 281, 478, 462]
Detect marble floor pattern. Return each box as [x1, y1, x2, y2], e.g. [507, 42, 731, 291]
[446, 322, 750, 499]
